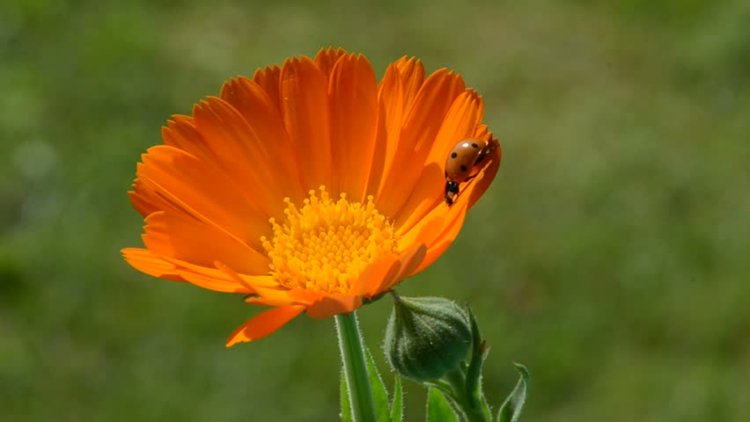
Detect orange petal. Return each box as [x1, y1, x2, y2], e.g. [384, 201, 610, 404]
[280, 56, 332, 190]
[306, 294, 362, 319]
[174, 267, 254, 293]
[142, 211, 269, 275]
[161, 115, 216, 161]
[410, 202, 469, 275]
[133, 145, 268, 250]
[159, 116, 227, 193]
[394, 56, 425, 101]
[244, 286, 322, 307]
[124, 247, 268, 293]
[396, 194, 467, 261]
[121, 248, 183, 281]
[369, 58, 425, 196]
[474, 124, 491, 140]
[252, 65, 282, 112]
[383, 243, 428, 291]
[171, 259, 273, 293]
[130, 124, 221, 220]
[425, 90, 484, 167]
[192, 97, 286, 216]
[350, 253, 401, 297]
[349, 242, 429, 297]
[376, 69, 466, 218]
[394, 91, 485, 233]
[163, 107, 278, 219]
[392, 162, 443, 235]
[329, 53, 379, 201]
[226, 305, 305, 347]
[214, 261, 279, 292]
[219, 77, 305, 204]
[467, 138, 502, 210]
[372, 65, 405, 190]
[314, 47, 348, 78]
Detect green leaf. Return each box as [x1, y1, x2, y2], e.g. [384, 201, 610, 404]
[496, 363, 530, 422]
[340, 369, 353, 422]
[364, 345, 390, 422]
[390, 377, 403, 422]
[426, 387, 459, 422]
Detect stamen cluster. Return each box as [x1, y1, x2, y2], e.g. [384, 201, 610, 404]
[262, 187, 398, 294]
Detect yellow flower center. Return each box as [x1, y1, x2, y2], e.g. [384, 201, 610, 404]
[261, 186, 399, 294]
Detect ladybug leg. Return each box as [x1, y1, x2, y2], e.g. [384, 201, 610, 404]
[445, 180, 460, 206]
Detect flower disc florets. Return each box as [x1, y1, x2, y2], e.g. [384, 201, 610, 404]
[261, 186, 398, 294]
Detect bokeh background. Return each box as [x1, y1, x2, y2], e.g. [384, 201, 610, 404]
[2, 0, 749, 420]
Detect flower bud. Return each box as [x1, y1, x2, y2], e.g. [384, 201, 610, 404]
[383, 295, 472, 382]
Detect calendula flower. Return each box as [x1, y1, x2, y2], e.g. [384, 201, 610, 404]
[122, 48, 501, 347]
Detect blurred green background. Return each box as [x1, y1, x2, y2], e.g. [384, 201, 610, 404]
[2, 0, 749, 420]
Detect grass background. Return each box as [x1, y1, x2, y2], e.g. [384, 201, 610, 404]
[2, 0, 749, 420]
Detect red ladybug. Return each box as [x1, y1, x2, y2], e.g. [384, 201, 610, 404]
[444, 138, 498, 206]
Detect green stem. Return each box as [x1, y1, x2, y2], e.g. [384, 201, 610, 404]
[335, 312, 377, 422]
[444, 368, 491, 422]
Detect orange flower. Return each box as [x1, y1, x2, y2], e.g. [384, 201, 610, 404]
[122, 48, 501, 347]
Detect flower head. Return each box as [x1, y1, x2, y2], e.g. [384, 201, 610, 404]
[122, 48, 501, 346]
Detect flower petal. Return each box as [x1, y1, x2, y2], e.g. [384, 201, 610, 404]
[121, 248, 183, 281]
[426, 90, 485, 169]
[383, 243, 427, 291]
[466, 137, 502, 209]
[161, 115, 215, 164]
[156, 114, 287, 222]
[220, 77, 305, 204]
[213, 261, 326, 307]
[368, 57, 425, 196]
[394, 56, 425, 101]
[245, 286, 323, 307]
[169, 256, 275, 293]
[314, 47, 348, 77]
[252, 65, 282, 112]
[329, 53, 379, 201]
[392, 162, 443, 235]
[280, 56, 332, 190]
[410, 201, 469, 275]
[192, 97, 287, 217]
[173, 266, 254, 293]
[394, 91, 485, 233]
[350, 253, 401, 297]
[214, 261, 280, 292]
[226, 305, 305, 347]
[141, 211, 269, 275]
[306, 295, 362, 319]
[376, 69, 466, 217]
[133, 145, 269, 250]
[123, 247, 270, 293]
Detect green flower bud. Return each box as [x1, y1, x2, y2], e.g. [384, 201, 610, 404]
[383, 295, 472, 382]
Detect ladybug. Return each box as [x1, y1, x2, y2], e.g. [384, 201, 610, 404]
[444, 138, 498, 206]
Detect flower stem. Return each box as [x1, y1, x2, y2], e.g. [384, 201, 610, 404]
[444, 368, 491, 422]
[335, 312, 377, 422]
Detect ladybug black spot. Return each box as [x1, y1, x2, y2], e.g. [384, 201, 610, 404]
[471, 143, 479, 148]
[460, 165, 468, 172]
[450, 152, 458, 159]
